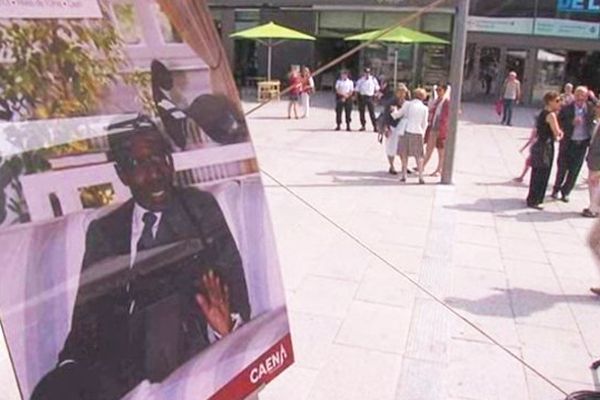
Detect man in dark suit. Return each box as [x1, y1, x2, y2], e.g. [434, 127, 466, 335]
[32, 115, 250, 400]
[552, 86, 598, 202]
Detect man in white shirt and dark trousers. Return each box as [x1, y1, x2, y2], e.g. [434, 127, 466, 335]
[355, 67, 380, 132]
[335, 70, 355, 131]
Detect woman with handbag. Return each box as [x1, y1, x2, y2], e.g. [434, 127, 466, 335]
[380, 84, 410, 175]
[526, 91, 564, 209]
[391, 88, 430, 184]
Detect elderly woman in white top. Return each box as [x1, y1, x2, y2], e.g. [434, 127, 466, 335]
[391, 88, 429, 184]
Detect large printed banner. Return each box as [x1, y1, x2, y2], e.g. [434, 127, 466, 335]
[0, 1, 293, 399]
[0, 0, 102, 19]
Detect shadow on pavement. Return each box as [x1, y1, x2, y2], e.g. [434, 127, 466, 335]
[448, 197, 584, 222]
[446, 287, 598, 318]
[475, 180, 526, 188]
[446, 197, 524, 213]
[315, 170, 438, 186]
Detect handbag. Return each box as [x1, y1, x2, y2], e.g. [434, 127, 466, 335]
[495, 99, 503, 116]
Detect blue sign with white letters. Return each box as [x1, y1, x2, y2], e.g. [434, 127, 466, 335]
[557, 0, 600, 12]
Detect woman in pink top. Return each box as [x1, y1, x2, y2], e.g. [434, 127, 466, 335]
[287, 67, 302, 119]
[424, 84, 450, 177]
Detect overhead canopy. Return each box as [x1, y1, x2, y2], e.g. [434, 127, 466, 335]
[345, 26, 448, 44]
[230, 21, 316, 41]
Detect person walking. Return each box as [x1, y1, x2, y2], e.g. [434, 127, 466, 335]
[380, 84, 410, 175]
[300, 66, 315, 118]
[561, 83, 575, 107]
[582, 102, 600, 218]
[391, 88, 429, 184]
[552, 86, 598, 203]
[424, 84, 450, 177]
[514, 128, 537, 183]
[287, 66, 302, 119]
[526, 91, 564, 210]
[334, 70, 354, 131]
[499, 71, 521, 126]
[355, 67, 380, 132]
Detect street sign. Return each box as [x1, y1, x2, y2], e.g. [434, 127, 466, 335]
[557, 0, 600, 13]
[467, 16, 534, 35]
[535, 17, 600, 39]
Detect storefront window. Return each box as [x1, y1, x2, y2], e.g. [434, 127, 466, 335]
[480, 47, 501, 96]
[235, 9, 260, 31]
[533, 49, 566, 103]
[362, 43, 414, 85]
[318, 11, 364, 37]
[421, 44, 450, 85]
[364, 12, 417, 30]
[112, 1, 143, 45]
[422, 13, 452, 33]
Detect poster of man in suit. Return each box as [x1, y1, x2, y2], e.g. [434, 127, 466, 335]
[0, 1, 293, 399]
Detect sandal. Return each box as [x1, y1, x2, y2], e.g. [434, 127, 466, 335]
[582, 208, 599, 218]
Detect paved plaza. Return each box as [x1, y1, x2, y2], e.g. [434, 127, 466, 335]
[247, 94, 600, 400]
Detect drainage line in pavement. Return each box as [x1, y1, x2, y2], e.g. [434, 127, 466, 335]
[260, 169, 569, 397]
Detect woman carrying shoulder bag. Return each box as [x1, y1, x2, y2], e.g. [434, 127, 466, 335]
[380, 84, 410, 175]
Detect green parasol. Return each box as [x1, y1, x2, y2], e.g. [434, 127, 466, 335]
[346, 26, 449, 87]
[231, 22, 316, 81]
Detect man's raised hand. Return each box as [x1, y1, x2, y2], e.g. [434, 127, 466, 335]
[196, 270, 233, 337]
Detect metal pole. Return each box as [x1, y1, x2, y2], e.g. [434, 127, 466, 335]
[441, 0, 470, 185]
[267, 39, 272, 81]
[394, 48, 398, 89]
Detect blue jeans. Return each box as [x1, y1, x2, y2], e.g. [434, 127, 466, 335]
[502, 99, 514, 125]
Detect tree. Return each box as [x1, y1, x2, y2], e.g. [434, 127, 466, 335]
[0, 6, 151, 224]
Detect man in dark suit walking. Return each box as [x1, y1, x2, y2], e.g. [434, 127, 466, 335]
[552, 86, 598, 202]
[31, 116, 250, 400]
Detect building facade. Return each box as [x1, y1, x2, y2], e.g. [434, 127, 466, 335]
[209, 0, 600, 104]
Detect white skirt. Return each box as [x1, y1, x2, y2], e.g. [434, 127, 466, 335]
[385, 119, 407, 157]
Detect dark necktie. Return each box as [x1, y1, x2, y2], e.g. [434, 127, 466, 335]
[127, 212, 157, 316]
[137, 212, 158, 252]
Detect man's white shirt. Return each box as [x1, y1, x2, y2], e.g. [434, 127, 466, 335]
[335, 78, 355, 97]
[355, 76, 380, 96]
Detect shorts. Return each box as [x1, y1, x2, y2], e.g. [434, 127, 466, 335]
[289, 93, 300, 102]
[425, 128, 445, 149]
